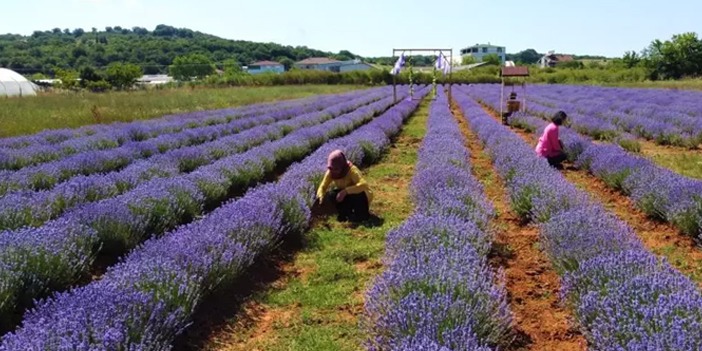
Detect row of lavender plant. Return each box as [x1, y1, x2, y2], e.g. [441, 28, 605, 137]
[0, 94, 329, 171]
[0, 87, 414, 330]
[0, 87, 430, 350]
[525, 84, 702, 148]
[454, 88, 702, 350]
[0, 90, 374, 172]
[462, 84, 640, 148]
[0, 89, 387, 230]
[528, 84, 702, 124]
[0, 90, 386, 194]
[0, 90, 349, 152]
[472, 85, 702, 243]
[363, 89, 511, 351]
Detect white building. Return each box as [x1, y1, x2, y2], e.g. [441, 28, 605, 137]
[460, 43, 506, 63]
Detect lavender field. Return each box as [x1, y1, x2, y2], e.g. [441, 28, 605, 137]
[2, 83, 702, 350]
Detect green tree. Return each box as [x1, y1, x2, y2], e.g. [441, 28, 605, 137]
[169, 53, 215, 81]
[278, 57, 295, 71]
[132, 27, 149, 36]
[30, 72, 48, 80]
[461, 55, 477, 65]
[644, 32, 702, 79]
[153, 24, 178, 37]
[0, 24, 362, 77]
[54, 68, 80, 90]
[333, 50, 358, 61]
[105, 62, 142, 89]
[622, 50, 641, 68]
[482, 54, 501, 65]
[512, 49, 541, 64]
[72, 46, 87, 59]
[79, 66, 103, 87]
[223, 59, 242, 75]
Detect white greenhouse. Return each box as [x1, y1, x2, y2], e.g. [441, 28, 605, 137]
[0, 68, 38, 97]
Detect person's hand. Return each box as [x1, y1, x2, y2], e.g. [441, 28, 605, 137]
[336, 190, 347, 203]
[317, 196, 323, 205]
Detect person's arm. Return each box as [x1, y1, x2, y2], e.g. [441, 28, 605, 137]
[316, 171, 332, 203]
[342, 166, 369, 195]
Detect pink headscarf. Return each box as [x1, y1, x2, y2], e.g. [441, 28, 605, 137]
[327, 149, 351, 179]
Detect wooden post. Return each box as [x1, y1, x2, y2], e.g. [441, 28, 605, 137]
[448, 49, 453, 103]
[500, 77, 505, 125]
[522, 80, 527, 112]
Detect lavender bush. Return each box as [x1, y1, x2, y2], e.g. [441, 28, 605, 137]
[0, 87, 415, 327]
[0, 89, 370, 163]
[0, 89, 388, 195]
[0, 87, 430, 350]
[463, 84, 702, 240]
[466, 83, 702, 148]
[453, 87, 702, 350]
[364, 89, 511, 351]
[0, 89, 388, 230]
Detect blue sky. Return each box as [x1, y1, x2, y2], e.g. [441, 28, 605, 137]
[2, 0, 700, 58]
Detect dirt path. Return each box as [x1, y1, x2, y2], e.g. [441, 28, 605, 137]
[478, 102, 702, 287]
[190, 100, 430, 351]
[451, 101, 586, 351]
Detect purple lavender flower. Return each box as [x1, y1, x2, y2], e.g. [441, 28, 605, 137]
[453, 85, 702, 349]
[0, 85, 428, 349]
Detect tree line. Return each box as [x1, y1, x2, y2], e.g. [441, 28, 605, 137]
[501, 32, 702, 80]
[2, 24, 700, 91]
[0, 24, 358, 76]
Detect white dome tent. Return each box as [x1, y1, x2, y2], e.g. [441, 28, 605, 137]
[0, 68, 38, 97]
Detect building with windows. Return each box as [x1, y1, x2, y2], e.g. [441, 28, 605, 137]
[538, 53, 575, 68]
[460, 43, 506, 63]
[294, 58, 374, 72]
[294, 57, 342, 71]
[247, 61, 285, 74]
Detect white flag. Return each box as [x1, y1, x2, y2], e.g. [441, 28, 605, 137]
[391, 53, 405, 75]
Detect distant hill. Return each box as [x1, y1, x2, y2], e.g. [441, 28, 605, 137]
[0, 24, 363, 75]
[0, 24, 614, 76]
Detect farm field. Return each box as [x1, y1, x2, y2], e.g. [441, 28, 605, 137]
[0, 85, 365, 138]
[2, 83, 702, 350]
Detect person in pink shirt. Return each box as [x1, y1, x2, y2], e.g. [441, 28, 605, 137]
[535, 111, 568, 168]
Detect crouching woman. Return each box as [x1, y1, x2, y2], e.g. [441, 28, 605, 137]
[316, 150, 373, 222]
[536, 110, 568, 168]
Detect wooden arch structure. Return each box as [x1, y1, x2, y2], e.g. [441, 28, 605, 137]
[391, 48, 453, 103]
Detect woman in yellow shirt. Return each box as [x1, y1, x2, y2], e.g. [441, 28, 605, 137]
[316, 149, 373, 222]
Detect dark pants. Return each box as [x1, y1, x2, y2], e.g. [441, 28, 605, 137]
[547, 153, 567, 168]
[325, 189, 370, 222]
